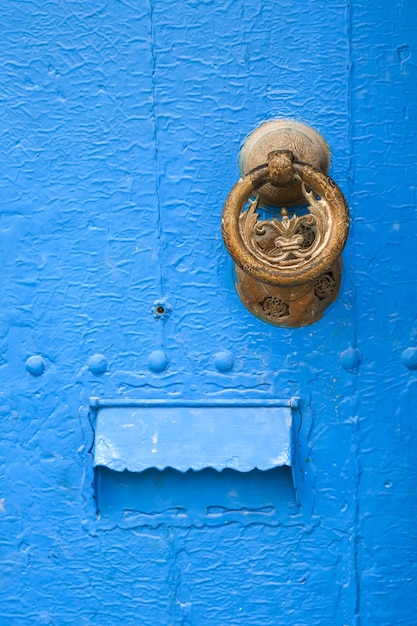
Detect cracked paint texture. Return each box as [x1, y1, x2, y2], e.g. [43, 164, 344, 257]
[0, 0, 416, 624]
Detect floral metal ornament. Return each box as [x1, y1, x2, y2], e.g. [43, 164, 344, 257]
[240, 183, 332, 271]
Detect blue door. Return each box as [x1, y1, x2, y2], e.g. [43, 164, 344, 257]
[0, 1, 416, 624]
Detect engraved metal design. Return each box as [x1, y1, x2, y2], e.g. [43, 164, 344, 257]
[261, 296, 290, 320]
[239, 182, 331, 271]
[222, 126, 349, 328]
[239, 120, 330, 206]
[314, 271, 337, 300]
[234, 260, 342, 328]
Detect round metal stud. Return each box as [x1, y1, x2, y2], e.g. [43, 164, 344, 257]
[214, 350, 234, 372]
[148, 350, 169, 373]
[25, 355, 46, 377]
[88, 354, 108, 375]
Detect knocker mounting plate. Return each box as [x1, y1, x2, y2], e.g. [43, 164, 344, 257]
[239, 120, 330, 206]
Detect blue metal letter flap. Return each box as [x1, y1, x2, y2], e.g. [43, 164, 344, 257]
[92, 399, 293, 472]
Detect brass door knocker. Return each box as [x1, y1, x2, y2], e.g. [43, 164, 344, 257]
[222, 120, 350, 327]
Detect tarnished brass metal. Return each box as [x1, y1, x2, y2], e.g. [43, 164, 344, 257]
[268, 150, 294, 187]
[222, 122, 349, 328]
[239, 120, 330, 206]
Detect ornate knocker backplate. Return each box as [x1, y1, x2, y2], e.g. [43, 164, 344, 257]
[222, 121, 350, 327]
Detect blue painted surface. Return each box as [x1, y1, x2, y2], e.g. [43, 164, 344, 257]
[93, 399, 293, 472]
[0, 0, 416, 624]
[95, 466, 296, 529]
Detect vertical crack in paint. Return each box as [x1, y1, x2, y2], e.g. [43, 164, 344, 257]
[149, 0, 165, 349]
[167, 526, 176, 626]
[347, 1, 361, 623]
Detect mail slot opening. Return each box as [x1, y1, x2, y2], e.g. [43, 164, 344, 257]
[94, 466, 296, 527]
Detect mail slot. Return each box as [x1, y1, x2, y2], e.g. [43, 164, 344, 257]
[92, 398, 295, 473]
[92, 398, 296, 526]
